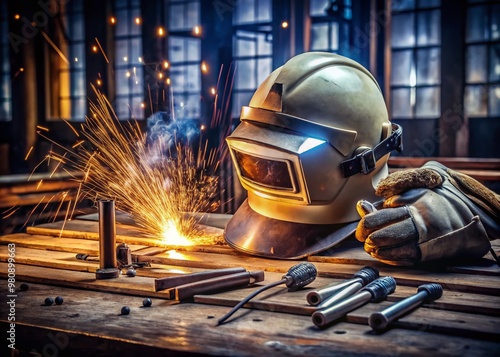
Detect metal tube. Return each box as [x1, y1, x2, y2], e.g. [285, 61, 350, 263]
[307, 278, 361, 306]
[369, 283, 443, 331]
[369, 291, 427, 331]
[98, 200, 117, 268]
[312, 290, 372, 328]
[318, 281, 363, 309]
[174, 270, 265, 301]
[96, 200, 119, 279]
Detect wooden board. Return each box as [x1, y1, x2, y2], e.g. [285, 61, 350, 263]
[1, 279, 500, 357]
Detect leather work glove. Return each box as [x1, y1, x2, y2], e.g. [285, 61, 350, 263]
[355, 161, 500, 266]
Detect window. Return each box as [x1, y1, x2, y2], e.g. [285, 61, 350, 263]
[167, 0, 202, 120]
[390, 0, 441, 120]
[0, 1, 11, 122]
[46, 0, 86, 121]
[309, 0, 353, 54]
[464, 0, 500, 157]
[464, 0, 500, 117]
[114, 0, 144, 120]
[232, 0, 273, 118]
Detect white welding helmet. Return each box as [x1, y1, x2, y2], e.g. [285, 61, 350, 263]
[224, 52, 402, 259]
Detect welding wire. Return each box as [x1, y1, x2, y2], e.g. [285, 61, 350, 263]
[155, 267, 247, 292]
[218, 262, 318, 325]
[173, 270, 264, 301]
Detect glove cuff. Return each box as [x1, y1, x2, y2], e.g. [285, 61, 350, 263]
[419, 216, 491, 263]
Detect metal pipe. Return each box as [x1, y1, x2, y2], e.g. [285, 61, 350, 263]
[312, 276, 396, 328]
[369, 283, 443, 332]
[307, 266, 379, 306]
[95, 200, 119, 279]
[317, 280, 363, 309]
[155, 267, 247, 292]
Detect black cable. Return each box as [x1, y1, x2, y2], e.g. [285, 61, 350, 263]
[217, 279, 284, 325]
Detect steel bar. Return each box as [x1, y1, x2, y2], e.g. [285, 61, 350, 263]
[369, 283, 443, 331]
[312, 276, 396, 328]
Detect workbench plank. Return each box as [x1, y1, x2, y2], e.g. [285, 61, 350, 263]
[0, 233, 149, 256]
[348, 301, 500, 340]
[1, 281, 499, 357]
[26, 219, 229, 253]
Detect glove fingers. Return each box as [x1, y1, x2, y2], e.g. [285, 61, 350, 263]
[363, 218, 419, 265]
[355, 206, 411, 243]
[364, 217, 417, 250]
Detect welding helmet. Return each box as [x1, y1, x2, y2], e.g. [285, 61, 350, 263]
[224, 52, 402, 259]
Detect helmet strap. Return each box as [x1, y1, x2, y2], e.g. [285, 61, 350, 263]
[340, 123, 403, 177]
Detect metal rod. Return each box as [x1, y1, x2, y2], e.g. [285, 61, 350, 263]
[96, 200, 119, 279]
[98, 200, 117, 269]
[317, 281, 363, 309]
[313, 290, 372, 327]
[307, 266, 379, 306]
[311, 276, 396, 328]
[174, 270, 264, 301]
[155, 267, 247, 292]
[307, 279, 360, 306]
[369, 283, 443, 331]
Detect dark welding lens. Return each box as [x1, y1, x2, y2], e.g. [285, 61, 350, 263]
[233, 150, 294, 190]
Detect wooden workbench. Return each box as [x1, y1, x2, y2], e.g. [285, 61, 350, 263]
[0, 212, 499, 356]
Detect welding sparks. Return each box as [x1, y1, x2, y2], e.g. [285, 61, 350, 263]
[40, 88, 224, 246]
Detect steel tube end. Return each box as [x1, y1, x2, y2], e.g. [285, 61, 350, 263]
[311, 311, 328, 328]
[368, 311, 389, 331]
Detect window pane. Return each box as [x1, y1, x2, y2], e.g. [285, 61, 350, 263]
[115, 40, 129, 64]
[130, 8, 141, 36]
[392, 0, 415, 12]
[0, 100, 11, 121]
[418, 0, 441, 8]
[131, 96, 144, 119]
[330, 22, 339, 51]
[257, 0, 271, 22]
[391, 13, 416, 48]
[489, 43, 500, 82]
[116, 69, 131, 95]
[234, 0, 256, 24]
[232, 92, 254, 118]
[186, 94, 201, 119]
[391, 50, 413, 86]
[169, 37, 185, 63]
[417, 10, 440, 46]
[311, 23, 328, 50]
[169, 4, 185, 30]
[71, 71, 85, 97]
[464, 85, 488, 117]
[115, 9, 129, 36]
[416, 87, 440, 117]
[72, 98, 86, 121]
[187, 64, 200, 91]
[235, 32, 257, 57]
[489, 85, 500, 116]
[257, 57, 272, 85]
[493, 4, 500, 40]
[236, 60, 256, 90]
[466, 5, 488, 42]
[186, 38, 200, 61]
[392, 88, 412, 118]
[310, 0, 329, 16]
[417, 48, 440, 85]
[466, 45, 487, 83]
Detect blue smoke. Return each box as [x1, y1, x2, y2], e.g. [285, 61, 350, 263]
[145, 111, 200, 161]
